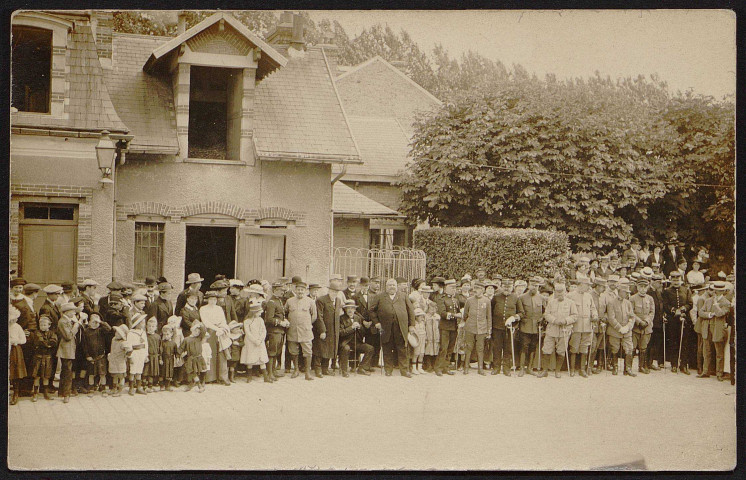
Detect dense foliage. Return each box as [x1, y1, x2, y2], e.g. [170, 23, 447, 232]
[415, 227, 572, 280]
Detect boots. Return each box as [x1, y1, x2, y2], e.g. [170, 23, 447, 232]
[112, 384, 122, 397]
[291, 355, 300, 379]
[31, 385, 39, 402]
[263, 368, 272, 383]
[165, 380, 173, 392]
[304, 356, 314, 381]
[128, 379, 135, 396]
[612, 356, 619, 375]
[624, 355, 637, 377]
[537, 354, 551, 378]
[43, 384, 52, 400]
[136, 379, 147, 394]
[681, 365, 690, 375]
[639, 351, 650, 374]
[88, 382, 96, 397]
[418, 363, 426, 374]
[518, 366, 525, 377]
[411, 362, 419, 375]
[228, 367, 235, 383]
[569, 353, 577, 377]
[579, 354, 589, 378]
[555, 355, 564, 378]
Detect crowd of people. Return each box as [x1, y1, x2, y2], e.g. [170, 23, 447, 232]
[8, 233, 736, 406]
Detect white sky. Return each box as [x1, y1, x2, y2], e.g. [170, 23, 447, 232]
[306, 9, 736, 99]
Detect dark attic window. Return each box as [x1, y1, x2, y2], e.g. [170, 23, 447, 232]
[11, 26, 52, 113]
[188, 66, 243, 160]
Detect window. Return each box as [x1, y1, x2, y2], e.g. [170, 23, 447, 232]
[188, 66, 243, 160]
[370, 228, 406, 250]
[12, 26, 52, 113]
[22, 204, 75, 221]
[19, 203, 77, 284]
[135, 222, 165, 281]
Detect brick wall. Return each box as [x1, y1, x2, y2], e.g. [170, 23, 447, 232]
[10, 183, 94, 281]
[333, 217, 370, 250]
[187, 23, 252, 56]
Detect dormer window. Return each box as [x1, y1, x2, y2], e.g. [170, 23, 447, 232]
[188, 66, 242, 160]
[11, 25, 52, 113]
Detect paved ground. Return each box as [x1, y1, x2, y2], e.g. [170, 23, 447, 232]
[8, 363, 736, 471]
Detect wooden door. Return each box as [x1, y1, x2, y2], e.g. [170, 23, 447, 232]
[20, 224, 77, 284]
[236, 232, 285, 281]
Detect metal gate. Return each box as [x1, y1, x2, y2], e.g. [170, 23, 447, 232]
[332, 247, 426, 283]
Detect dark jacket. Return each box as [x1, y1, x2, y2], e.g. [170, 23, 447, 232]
[12, 297, 37, 332]
[339, 312, 365, 349]
[316, 294, 341, 358]
[264, 296, 286, 334]
[218, 295, 238, 324]
[662, 285, 692, 322]
[174, 288, 204, 316]
[81, 293, 98, 318]
[491, 292, 519, 331]
[435, 293, 460, 331]
[369, 292, 415, 344]
[32, 329, 59, 357]
[178, 304, 200, 338]
[146, 295, 174, 331]
[661, 247, 683, 277]
[39, 300, 61, 331]
[81, 324, 112, 359]
[650, 288, 665, 329]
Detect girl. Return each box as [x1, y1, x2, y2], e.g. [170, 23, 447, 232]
[411, 308, 427, 374]
[143, 317, 161, 392]
[182, 322, 207, 392]
[160, 324, 178, 391]
[107, 324, 130, 397]
[127, 313, 149, 395]
[166, 316, 185, 386]
[9, 305, 27, 405]
[227, 321, 244, 383]
[240, 303, 270, 382]
[81, 313, 112, 397]
[31, 315, 58, 402]
[423, 299, 441, 373]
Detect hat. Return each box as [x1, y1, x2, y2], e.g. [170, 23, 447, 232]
[577, 256, 590, 264]
[359, 277, 370, 285]
[9, 277, 26, 287]
[576, 277, 591, 285]
[271, 281, 284, 289]
[502, 278, 514, 286]
[607, 275, 620, 283]
[245, 284, 266, 297]
[43, 284, 63, 294]
[630, 272, 641, 280]
[651, 262, 661, 267]
[61, 282, 74, 292]
[132, 293, 148, 303]
[431, 276, 446, 285]
[669, 271, 682, 279]
[346, 275, 359, 283]
[711, 281, 727, 292]
[493, 274, 503, 281]
[343, 299, 357, 309]
[529, 276, 545, 285]
[692, 283, 708, 292]
[205, 291, 219, 298]
[23, 283, 41, 293]
[113, 324, 129, 340]
[472, 281, 486, 289]
[640, 267, 654, 278]
[369, 277, 381, 283]
[414, 307, 426, 317]
[459, 278, 471, 286]
[109, 292, 124, 302]
[70, 296, 84, 304]
[328, 274, 343, 282]
[652, 273, 665, 281]
[38, 314, 52, 324]
[229, 279, 245, 288]
[106, 281, 124, 291]
[593, 277, 607, 286]
[395, 277, 407, 284]
[308, 283, 321, 290]
[475, 267, 487, 274]
[60, 302, 77, 313]
[599, 255, 610, 262]
[295, 281, 308, 289]
[80, 278, 98, 288]
[209, 280, 228, 290]
[420, 285, 434, 293]
[514, 280, 527, 288]
[553, 282, 567, 292]
[291, 275, 304, 285]
[185, 273, 204, 284]
[618, 277, 630, 286]
[8, 305, 20, 321]
[636, 278, 650, 287]
[407, 331, 420, 348]
[158, 282, 173, 292]
[444, 279, 457, 286]
[540, 284, 553, 294]
[144, 276, 158, 286]
[718, 271, 727, 279]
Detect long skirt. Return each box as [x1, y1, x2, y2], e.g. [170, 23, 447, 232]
[205, 334, 220, 382]
[10, 345, 27, 381]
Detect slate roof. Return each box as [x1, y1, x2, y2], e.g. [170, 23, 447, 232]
[106, 33, 179, 154]
[253, 46, 361, 164]
[333, 181, 400, 217]
[11, 23, 128, 134]
[341, 116, 412, 178]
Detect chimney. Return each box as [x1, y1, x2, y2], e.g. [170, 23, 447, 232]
[267, 11, 305, 51]
[89, 11, 113, 68]
[290, 14, 305, 50]
[177, 11, 188, 35]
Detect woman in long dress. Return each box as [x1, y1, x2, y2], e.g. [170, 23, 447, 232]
[199, 291, 232, 384]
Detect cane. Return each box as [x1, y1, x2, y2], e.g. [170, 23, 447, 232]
[353, 327, 357, 375]
[677, 315, 685, 372]
[536, 324, 543, 370]
[662, 315, 667, 371]
[563, 327, 571, 373]
[509, 323, 517, 374]
[379, 328, 384, 376]
[602, 323, 607, 372]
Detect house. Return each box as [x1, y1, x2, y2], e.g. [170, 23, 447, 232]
[10, 10, 362, 289]
[331, 55, 442, 251]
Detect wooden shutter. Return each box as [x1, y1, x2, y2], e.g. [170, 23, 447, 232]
[236, 232, 285, 281]
[20, 224, 77, 284]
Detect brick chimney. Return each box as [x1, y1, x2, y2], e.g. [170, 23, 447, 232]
[267, 11, 305, 52]
[90, 11, 113, 68]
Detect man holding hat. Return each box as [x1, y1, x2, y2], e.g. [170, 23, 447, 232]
[175, 273, 204, 315]
[314, 276, 343, 377]
[40, 284, 63, 331]
[146, 281, 174, 332]
[630, 278, 655, 374]
[338, 299, 374, 376]
[491, 278, 519, 376]
[369, 278, 416, 377]
[435, 279, 461, 376]
[516, 276, 546, 376]
[461, 281, 492, 375]
[698, 281, 732, 381]
[567, 277, 598, 377]
[663, 271, 692, 374]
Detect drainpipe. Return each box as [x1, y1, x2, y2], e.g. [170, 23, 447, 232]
[330, 165, 347, 274]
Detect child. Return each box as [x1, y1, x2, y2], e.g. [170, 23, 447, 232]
[107, 324, 130, 397]
[166, 316, 185, 386]
[127, 313, 149, 395]
[423, 299, 441, 373]
[182, 322, 207, 392]
[9, 305, 27, 405]
[227, 321, 244, 383]
[240, 303, 270, 382]
[81, 313, 112, 397]
[31, 315, 58, 402]
[56, 302, 81, 403]
[411, 308, 427, 374]
[143, 317, 161, 392]
[160, 324, 178, 391]
[201, 330, 212, 388]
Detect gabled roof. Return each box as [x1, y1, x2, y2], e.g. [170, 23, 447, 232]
[337, 56, 442, 107]
[253, 47, 361, 164]
[143, 12, 286, 76]
[105, 33, 179, 154]
[341, 116, 412, 179]
[11, 23, 128, 134]
[333, 181, 400, 218]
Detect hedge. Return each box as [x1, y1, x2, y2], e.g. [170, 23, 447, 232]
[414, 227, 572, 281]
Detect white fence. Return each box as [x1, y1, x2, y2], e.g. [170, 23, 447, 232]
[332, 247, 427, 283]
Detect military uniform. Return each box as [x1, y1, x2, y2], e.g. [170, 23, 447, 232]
[491, 291, 519, 375]
[567, 287, 598, 376]
[629, 287, 655, 373]
[541, 293, 578, 377]
[698, 286, 731, 380]
[435, 289, 460, 375]
[662, 281, 692, 373]
[605, 291, 635, 375]
[516, 289, 544, 373]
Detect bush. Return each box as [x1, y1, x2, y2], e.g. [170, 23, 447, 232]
[414, 226, 572, 281]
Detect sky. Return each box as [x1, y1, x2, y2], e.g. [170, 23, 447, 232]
[307, 9, 736, 99]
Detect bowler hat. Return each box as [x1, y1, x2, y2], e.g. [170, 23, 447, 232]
[9, 277, 27, 287]
[291, 276, 304, 284]
[24, 283, 41, 293]
[347, 275, 359, 283]
[144, 276, 158, 286]
[407, 331, 420, 348]
[185, 273, 204, 284]
[359, 277, 370, 285]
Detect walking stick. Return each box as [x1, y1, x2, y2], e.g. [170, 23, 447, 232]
[379, 328, 383, 376]
[353, 327, 357, 375]
[536, 324, 543, 371]
[677, 315, 685, 371]
[662, 315, 667, 371]
[509, 324, 517, 373]
[602, 323, 607, 372]
[563, 327, 571, 373]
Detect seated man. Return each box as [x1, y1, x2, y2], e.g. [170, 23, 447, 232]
[338, 300, 374, 376]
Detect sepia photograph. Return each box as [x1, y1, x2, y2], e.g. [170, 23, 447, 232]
[7, 7, 737, 471]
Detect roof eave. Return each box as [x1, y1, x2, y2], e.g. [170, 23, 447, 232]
[256, 152, 363, 165]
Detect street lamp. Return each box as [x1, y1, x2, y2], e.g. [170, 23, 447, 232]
[95, 130, 116, 184]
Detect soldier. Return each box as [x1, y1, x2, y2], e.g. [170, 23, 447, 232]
[698, 281, 731, 381]
[460, 281, 492, 375]
[588, 277, 609, 374]
[516, 276, 546, 376]
[434, 279, 461, 376]
[647, 274, 666, 370]
[663, 271, 693, 374]
[690, 283, 709, 375]
[605, 278, 635, 376]
[630, 278, 655, 374]
[285, 281, 320, 381]
[264, 282, 290, 381]
[539, 283, 577, 378]
[567, 277, 598, 377]
[491, 278, 519, 376]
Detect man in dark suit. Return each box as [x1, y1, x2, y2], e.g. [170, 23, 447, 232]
[314, 277, 343, 377]
[662, 271, 692, 374]
[146, 281, 175, 332]
[361, 277, 382, 368]
[661, 236, 682, 278]
[369, 278, 415, 377]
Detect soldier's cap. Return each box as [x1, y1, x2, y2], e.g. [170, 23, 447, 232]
[502, 278, 514, 285]
[711, 281, 727, 292]
[431, 276, 446, 285]
[459, 278, 471, 286]
[607, 274, 620, 282]
[43, 284, 63, 294]
[38, 315, 52, 324]
[346, 275, 359, 283]
[308, 283, 321, 290]
[106, 281, 124, 291]
[636, 278, 650, 286]
[109, 292, 124, 302]
[443, 279, 457, 286]
[359, 277, 370, 285]
[369, 277, 381, 283]
[651, 273, 665, 281]
[529, 276, 545, 285]
[593, 277, 607, 286]
[413, 307, 426, 317]
[23, 283, 41, 293]
[514, 279, 527, 287]
[599, 255, 610, 262]
[80, 278, 98, 287]
[229, 279, 245, 288]
[472, 281, 486, 289]
[132, 293, 148, 302]
[576, 277, 591, 285]
[669, 271, 682, 279]
[343, 299, 357, 309]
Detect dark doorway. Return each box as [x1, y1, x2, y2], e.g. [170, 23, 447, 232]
[185, 226, 236, 291]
